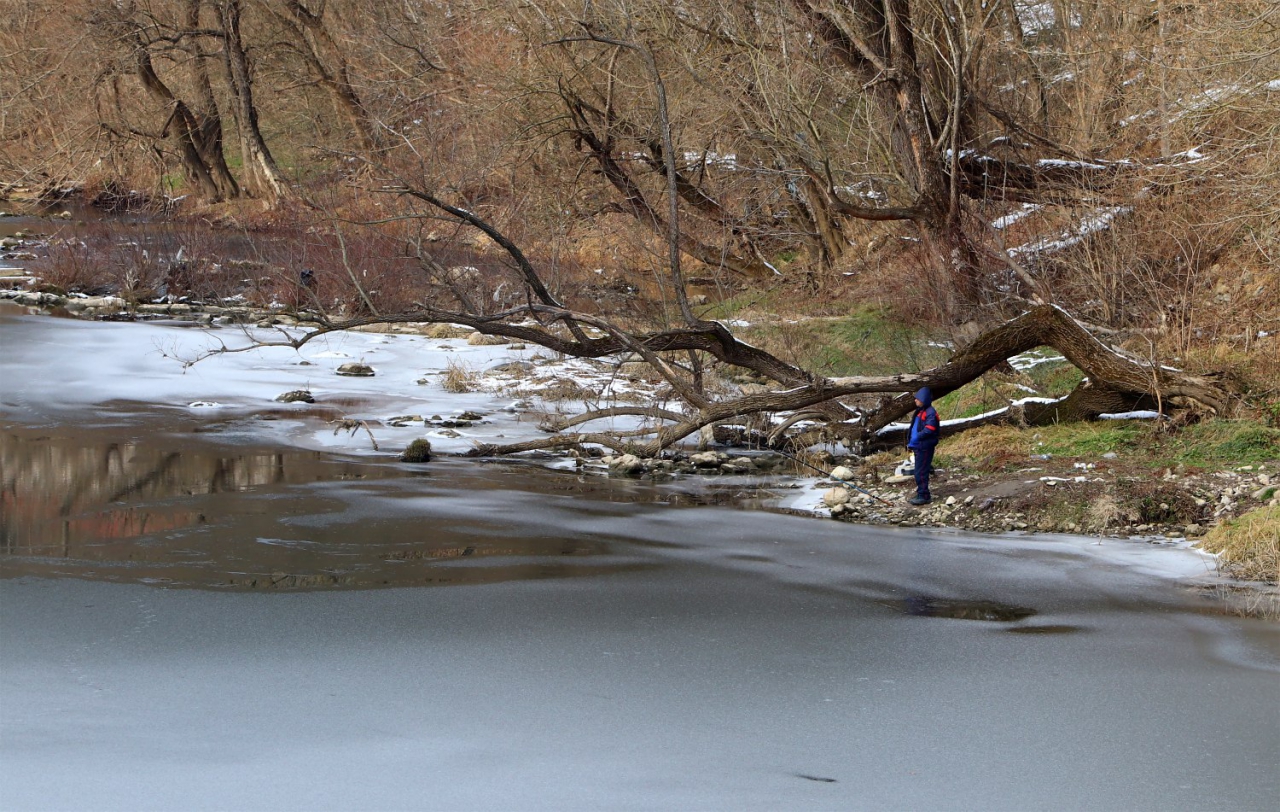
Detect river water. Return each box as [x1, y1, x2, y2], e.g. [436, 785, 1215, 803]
[1, 303, 1278, 811]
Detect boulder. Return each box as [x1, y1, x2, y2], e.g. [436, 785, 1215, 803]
[486, 361, 534, 376]
[609, 453, 646, 475]
[829, 465, 856, 481]
[823, 487, 851, 508]
[467, 332, 509, 346]
[275, 389, 315, 404]
[386, 415, 423, 426]
[336, 362, 375, 377]
[689, 451, 725, 468]
[720, 458, 756, 474]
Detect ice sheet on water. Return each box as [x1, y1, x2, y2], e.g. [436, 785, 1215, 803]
[0, 313, 670, 457]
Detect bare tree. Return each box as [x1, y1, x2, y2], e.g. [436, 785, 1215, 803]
[218, 0, 291, 200]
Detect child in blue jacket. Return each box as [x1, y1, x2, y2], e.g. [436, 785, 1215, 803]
[907, 387, 940, 505]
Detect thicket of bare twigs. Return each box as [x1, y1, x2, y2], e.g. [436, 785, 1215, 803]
[4, 1, 1279, 452]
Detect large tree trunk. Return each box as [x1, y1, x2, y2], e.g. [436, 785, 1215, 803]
[131, 42, 224, 203]
[219, 0, 290, 201]
[856, 304, 1226, 448]
[184, 0, 239, 200]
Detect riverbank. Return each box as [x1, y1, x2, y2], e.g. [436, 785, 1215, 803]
[1, 289, 1276, 594]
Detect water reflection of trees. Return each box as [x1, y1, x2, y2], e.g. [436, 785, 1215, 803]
[2, 433, 653, 591]
[0, 433, 341, 553]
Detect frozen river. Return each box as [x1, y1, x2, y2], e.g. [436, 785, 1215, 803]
[1, 304, 1278, 811]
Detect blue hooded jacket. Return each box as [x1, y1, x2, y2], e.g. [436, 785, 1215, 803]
[907, 387, 940, 449]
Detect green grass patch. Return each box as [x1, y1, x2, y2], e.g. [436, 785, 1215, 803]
[1027, 361, 1084, 397]
[1034, 422, 1145, 458]
[734, 306, 950, 377]
[1172, 423, 1280, 467]
[941, 419, 1280, 473]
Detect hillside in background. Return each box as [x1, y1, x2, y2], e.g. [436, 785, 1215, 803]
[1, 1, 1276, 409]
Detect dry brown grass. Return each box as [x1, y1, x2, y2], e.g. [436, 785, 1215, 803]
[441, 359, 479, 393]
[426, 323, 474, 339]
[937, 425, 1031, 472]
[1199, 505, 1280, 584]
[1086, 493, 1123, 535]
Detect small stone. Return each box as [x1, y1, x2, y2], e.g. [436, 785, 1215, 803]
[467, 332, 509, 346]
[945, 496, 957, 506]
[963, 495, 974, 505]
[829, 465, 856, 481]
[1102, 452, 1118, 459]
[275, 389, 315, 403]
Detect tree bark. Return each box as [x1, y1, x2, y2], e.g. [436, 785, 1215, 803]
[184, 0, 239, 200]
[855, 304, 1226, 448]
[219, 0, 290, 201]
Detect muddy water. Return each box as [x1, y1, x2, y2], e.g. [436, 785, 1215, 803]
[0, 426, 766, 591]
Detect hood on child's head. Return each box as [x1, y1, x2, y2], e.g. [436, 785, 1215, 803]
[914, 387, 933, 407]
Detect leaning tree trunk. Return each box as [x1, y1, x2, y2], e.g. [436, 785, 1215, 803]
[184, 0, 239, 200]
[219, 0, 290, 202]
[857, 305, 1226, 449]
[130, 35, 227, 202]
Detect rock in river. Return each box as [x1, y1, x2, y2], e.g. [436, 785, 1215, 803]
[336, 362, 375, 377]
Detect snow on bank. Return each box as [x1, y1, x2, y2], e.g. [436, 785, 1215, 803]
[0, 308, 665, 456]
[1010, 206, 1130, 259]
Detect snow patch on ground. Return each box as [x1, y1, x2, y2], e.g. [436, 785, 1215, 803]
[1099, 410, 1162, 420]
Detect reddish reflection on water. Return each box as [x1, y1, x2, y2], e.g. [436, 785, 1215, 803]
[0, 427, 676, 590]
[1, 430, 365, 552]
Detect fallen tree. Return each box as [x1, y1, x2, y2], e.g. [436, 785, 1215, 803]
[225, 181, 1228, 460]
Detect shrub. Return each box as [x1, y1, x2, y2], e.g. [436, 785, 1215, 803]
[400, 438, 433, 463]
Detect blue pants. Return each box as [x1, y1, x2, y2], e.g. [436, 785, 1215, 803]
[911, 445, 935, 499]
